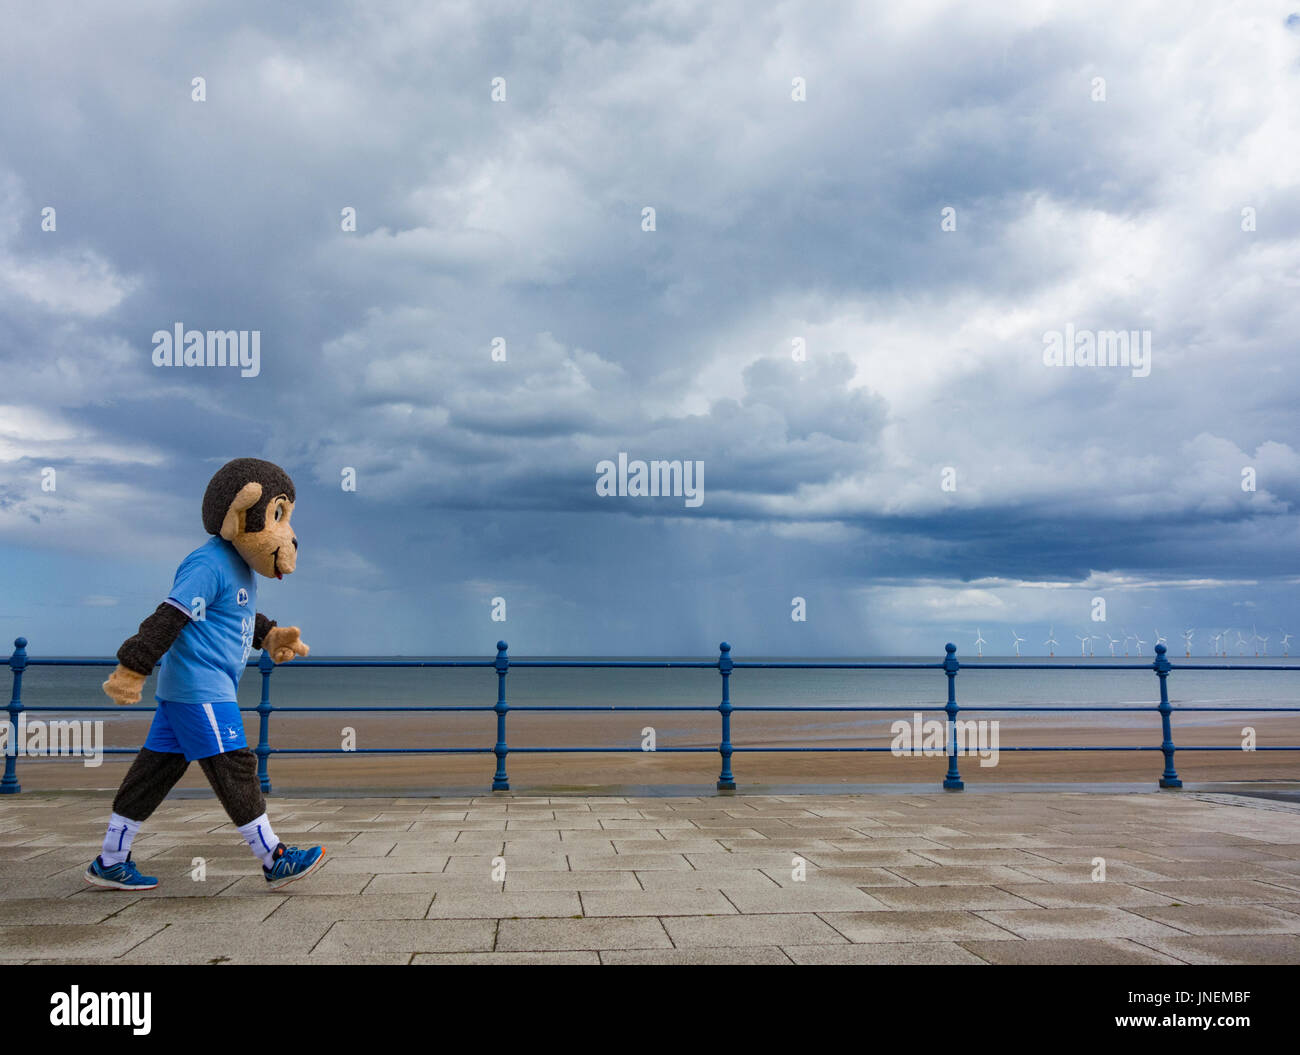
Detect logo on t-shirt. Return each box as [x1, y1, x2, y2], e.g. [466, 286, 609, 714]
[236, 588, 249, 606]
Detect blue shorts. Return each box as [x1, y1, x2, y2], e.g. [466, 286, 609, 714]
[145, 700, 248, 761]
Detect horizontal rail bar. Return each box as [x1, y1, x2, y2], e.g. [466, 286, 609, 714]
[6, 637, 1299, 797]
[12, 744, 1299, 758]
[24, 657, 1300, 672]
[20, 703, 1300, 715]
[268, 748, 491, 754]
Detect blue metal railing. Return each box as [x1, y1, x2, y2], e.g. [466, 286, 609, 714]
[3, 637, 1298, 794]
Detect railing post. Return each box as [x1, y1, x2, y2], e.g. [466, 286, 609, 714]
[2, 637, 27, 795]
[256, 649, 274, 794]
[716, 642, 736, 791]
[492, 640, 510, 791]
[1154, 643, 1181, 788]
[943, 642, 964, 790]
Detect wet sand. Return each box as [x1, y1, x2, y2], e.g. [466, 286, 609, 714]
[11, 707, 1299, 791]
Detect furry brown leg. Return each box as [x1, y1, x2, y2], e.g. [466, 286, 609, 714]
[197, 748, 266, 827]
[111, 747, 190, 822]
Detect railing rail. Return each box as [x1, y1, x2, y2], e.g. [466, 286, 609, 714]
[3, 637, 1299, 794]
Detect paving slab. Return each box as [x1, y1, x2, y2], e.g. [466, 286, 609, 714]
[863, 886, 1043, 911]
[267, 894, 435, 923]
[313, 920, 496, 955]
[578, 890, 737, 916]
[425, 892, 581, 918]
[661, 912, 849, 948]
[820, 910, 1016, 943]
[784, 941, 987, 965]
[719, 886, 892, 914]
[974, 907, 1189, 940]
[411, 951, 602, 965]
[1127, 904, 1300, 935]
[959, 938, 1184, 965]
[600, 946, 792, 964]
[504, 870, 643, 891]
[4, 789, 1300, 963]
[495, 917, 672, 951]
[1131, 934, 1300, 964]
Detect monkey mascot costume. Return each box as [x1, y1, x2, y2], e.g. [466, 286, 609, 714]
[86, 458, 325, 891]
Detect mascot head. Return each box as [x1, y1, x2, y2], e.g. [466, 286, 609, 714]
[201, 458, 297, 579]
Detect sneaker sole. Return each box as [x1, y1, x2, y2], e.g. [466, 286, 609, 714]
[265, 847, 327, 891]
[83, 871, 158, 891]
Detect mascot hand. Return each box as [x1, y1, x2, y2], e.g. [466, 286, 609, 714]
[263, 625, 310, 664]
[103, 665, 146, 706]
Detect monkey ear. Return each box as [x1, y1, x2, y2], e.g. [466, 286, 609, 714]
[219, 482, 263, 540]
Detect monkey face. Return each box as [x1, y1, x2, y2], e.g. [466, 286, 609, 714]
[202, 458, 299, 579]
[219, 482, 299, 579]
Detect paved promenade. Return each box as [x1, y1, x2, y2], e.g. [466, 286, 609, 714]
[2, 789, 1300, 964]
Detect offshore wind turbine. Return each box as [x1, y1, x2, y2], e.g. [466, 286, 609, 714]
[1105, 633, 1119, 658]
[1252, 625, 1264, 657]
[1133, 632, 1146, 656]
[1210, 631, 1221, 655]
[1281, 630, 1292, 657]
[1236, 631, 1248, 656]
[974, 628, 987, 658]
[1154, 628, 1167, 648]
[1011, 630, 1026, 658]
[1075, 633, 1090, 657]
[1044, 627, 1058, 657]
[1121, 628, 1131, 657]
[1221, 628, 1233, 658]
[1182, 628, 1194, 658]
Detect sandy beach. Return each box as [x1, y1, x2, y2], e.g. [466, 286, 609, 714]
[11, 708, 1299, 791]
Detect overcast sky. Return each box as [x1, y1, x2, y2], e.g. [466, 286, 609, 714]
[2, 1, 1298, 658]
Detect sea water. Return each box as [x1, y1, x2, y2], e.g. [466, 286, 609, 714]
[15, 656, 1299, 735]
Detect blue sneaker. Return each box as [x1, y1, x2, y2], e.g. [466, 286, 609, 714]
[84, 853, 158, 891]
[263, 843, 326, 889]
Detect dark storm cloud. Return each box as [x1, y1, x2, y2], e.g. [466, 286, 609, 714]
[1, 1, 1298, 655]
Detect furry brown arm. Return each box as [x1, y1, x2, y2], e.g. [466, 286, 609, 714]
[104, 602, 190, 705]
[116, 602, 190, 675]
[253, 612, 277, 650]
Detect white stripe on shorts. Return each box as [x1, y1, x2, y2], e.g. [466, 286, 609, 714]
[202, 703, 226, 754]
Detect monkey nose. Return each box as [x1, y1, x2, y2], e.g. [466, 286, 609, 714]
[291, 537, 298, 550]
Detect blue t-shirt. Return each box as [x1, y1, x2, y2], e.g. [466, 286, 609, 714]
[156, 537, 257, 704]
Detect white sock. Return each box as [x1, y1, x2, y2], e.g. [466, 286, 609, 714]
[101, 813, 142, 866]
[238, 813, 280, 868]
